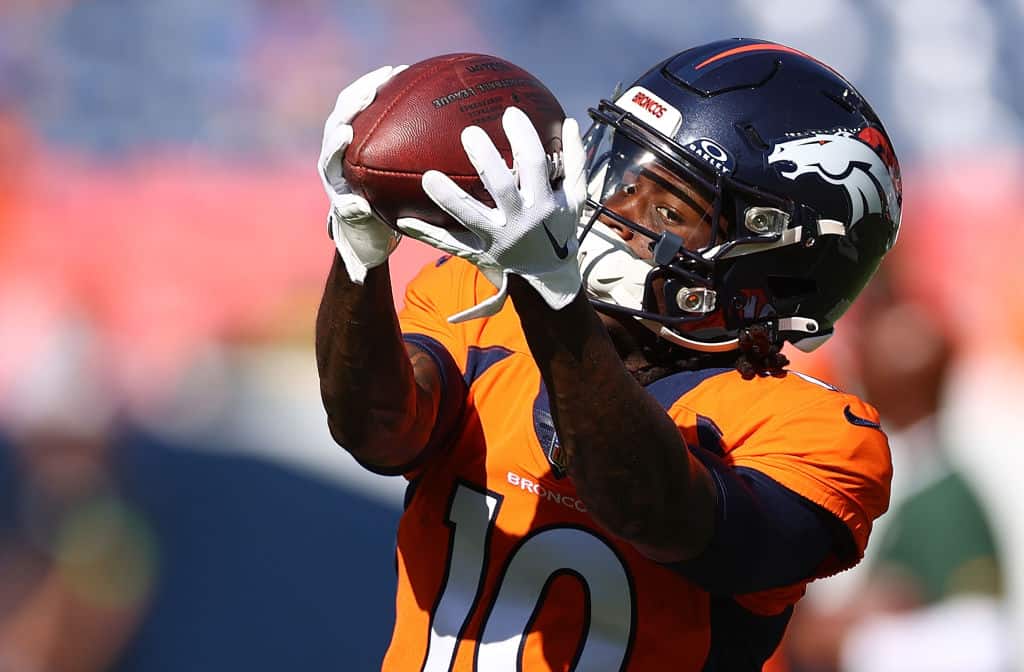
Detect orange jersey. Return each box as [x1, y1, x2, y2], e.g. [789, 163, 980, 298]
[386, 256, 891, 671]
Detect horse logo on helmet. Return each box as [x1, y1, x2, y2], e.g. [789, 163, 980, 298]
[767, 128, 901, 228]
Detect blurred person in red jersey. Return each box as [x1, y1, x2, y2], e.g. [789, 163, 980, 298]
[316, 39, 901, 670]
[0, 319, 157, 672]
[783, 277, 1009, 672]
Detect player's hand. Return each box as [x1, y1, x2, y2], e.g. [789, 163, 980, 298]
[318, 65, 408, 284]
[398, 107, 587, 323]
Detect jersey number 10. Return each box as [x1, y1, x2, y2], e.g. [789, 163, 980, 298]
[420, 481, 636, 671]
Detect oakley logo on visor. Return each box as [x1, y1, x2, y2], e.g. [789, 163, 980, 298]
[616, 86, 682, 137]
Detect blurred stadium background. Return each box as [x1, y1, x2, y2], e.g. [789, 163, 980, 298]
[0, 0, 1022, 670]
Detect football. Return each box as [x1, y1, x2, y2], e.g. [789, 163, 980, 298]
[343, 53, 565, 231]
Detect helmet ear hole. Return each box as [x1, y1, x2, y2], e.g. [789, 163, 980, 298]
[737, 123, 769, 151]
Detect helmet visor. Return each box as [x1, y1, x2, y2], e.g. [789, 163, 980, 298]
[582, 120, 726, 255]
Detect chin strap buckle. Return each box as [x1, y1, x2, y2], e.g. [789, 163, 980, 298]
[777, 316, 819, 335]
[775, 316, 834, 352]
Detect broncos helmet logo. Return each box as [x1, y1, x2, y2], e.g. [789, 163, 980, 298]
[767, 129, 901, 228]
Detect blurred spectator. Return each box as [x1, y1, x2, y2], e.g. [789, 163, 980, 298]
[784, 278, 1010, 672]
[0, 319, 157, 672]
[0, 104, 29, 254]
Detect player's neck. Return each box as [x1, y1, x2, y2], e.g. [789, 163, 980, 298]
[598, 310, 741, 385]
[599, 312, 676, 386]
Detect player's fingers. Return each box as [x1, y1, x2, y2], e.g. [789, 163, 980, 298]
[502, 107, 550, 206]
[460, 125, 520, 213]
[332, 193, 374, 223]
[319, 66, 409, 187]
[421, 170, 499, 235]
[327, 65, 404, 127]
[561, 117, 587, 211]
[318, 123, 355, 187]
[396, 216, 481, 254]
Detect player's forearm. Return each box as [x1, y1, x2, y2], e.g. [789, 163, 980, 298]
[508, 277, 716, 561]
[316, 254, 435, 468]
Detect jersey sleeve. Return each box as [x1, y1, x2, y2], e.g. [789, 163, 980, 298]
[398, 255, 505, 364]
[655, 371, 893, 614]
[395, 256, 510, 479]
[399, 255, 472, 369]
[378, 255, 476, 479]
[678, 395, 891, 615]
[728, 393, 893, 577]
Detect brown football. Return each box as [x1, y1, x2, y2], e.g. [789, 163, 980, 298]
[342, 53, 565, 231]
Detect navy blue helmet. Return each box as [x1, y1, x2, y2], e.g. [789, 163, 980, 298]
[577, 38, 902, 354]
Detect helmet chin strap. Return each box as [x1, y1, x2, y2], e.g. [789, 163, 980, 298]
[644, 321, 739, 352]
[647, 316, 827, 353]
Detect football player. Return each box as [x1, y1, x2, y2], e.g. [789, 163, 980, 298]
[316, 38, 900, 671]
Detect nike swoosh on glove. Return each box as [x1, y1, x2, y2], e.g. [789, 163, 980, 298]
[398, 107, 587, 323]
[318, 65, 407, 284]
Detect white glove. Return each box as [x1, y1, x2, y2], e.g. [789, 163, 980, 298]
[318, 65, 408, 284]
[398, 107, 587, 323]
